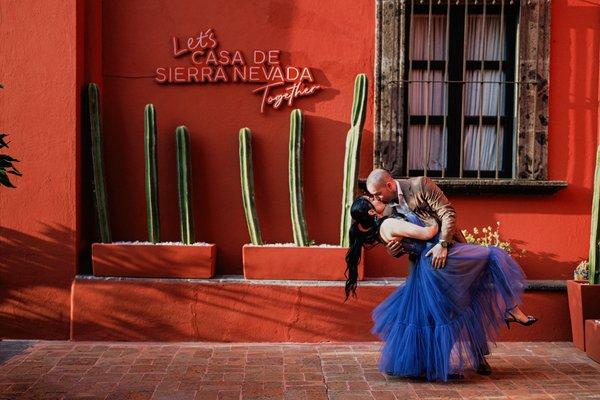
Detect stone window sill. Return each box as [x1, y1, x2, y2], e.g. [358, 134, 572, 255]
[359, 179, 567, 195]
[432, 179, 567, 195]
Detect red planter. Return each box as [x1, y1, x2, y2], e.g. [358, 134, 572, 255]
[242, 245, 364, 280]
[566, 280, 600, 350]
[585, 319, 600, 363]
[92, 243, 216, 279]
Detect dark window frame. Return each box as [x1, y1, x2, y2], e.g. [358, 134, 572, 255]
[403, 3, 518, 178]
[374, 0, 563, 192]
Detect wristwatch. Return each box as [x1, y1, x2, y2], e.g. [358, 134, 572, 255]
[438, 239, 449, 248]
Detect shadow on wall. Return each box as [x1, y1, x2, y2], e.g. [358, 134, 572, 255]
[550, 0, 600, 188]
[72, 277, 389, 342]
[0, 224, 76, 339]
[71, 275, 570, 342]
[500, 238, 583, 280]
[98, 0, 376, 275]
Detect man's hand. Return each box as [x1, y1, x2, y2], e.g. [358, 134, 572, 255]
[386, 239, 404, 258]
[425, 243, 448, 268]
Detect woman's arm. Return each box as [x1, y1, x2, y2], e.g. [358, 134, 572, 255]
[381, 218, 439, 241]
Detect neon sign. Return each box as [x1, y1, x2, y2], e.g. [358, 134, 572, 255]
[155, 29, 322, 113]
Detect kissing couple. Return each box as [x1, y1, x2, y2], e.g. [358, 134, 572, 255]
[344, 169, 537, 381]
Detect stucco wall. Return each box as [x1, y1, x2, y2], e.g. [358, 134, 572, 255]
[99, 0, 600, 280]
[0, 0, 82, 339]
[0, 0, 599, 339]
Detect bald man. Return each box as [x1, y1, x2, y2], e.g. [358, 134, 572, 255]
[365, 169, 466, 267]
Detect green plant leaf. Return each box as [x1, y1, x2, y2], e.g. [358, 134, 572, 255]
[0, 169, 16, 188]
[0, 155, 19, 168]
[7, 166, 22, 176]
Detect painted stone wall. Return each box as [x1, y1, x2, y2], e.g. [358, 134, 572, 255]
[0, 0, 82, 339]
[0, 0, 599, 339]
[99, 0, 600, 280]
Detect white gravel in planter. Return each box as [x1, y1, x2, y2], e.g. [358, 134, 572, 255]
[111, 241, 212, 246]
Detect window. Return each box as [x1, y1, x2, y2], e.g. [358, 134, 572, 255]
[375, 0, 554, 184]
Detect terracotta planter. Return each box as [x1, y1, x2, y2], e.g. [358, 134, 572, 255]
[566, 280, 600, 350]
[585, 319, 600, 363]
[92, 243, 216, 279]
[242, 245, 364, 280]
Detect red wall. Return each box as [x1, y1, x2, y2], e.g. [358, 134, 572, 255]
[99, 0, 375, 274]
[1, 0, 599, 340]
[71, 278, 571, 342]
[98, 0, 600, 280]
[0, 0, 83, 339]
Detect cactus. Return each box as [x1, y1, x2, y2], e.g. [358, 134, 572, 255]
[289, 109, 310, 246]
[589, 145, 600, 284]
[176, 126, 195, 244]
[239, 127, 263, 245]
[87, 83, 111, 243]
[144, 104, 160, 243]
[340, 74, 368, 246]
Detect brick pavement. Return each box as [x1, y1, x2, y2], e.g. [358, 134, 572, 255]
[0, 341, 598, 399]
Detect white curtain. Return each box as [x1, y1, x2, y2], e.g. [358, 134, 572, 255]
[411, 15, 447, 60]
[466, 15, 505, 61]
[408, 13, 505, 173]
[463, 125, 504, 171]
[409, 15, 447, 171]
[465, 70, 505, 116]
[409, 125, 447, 171]
[409, 70, 446, 116]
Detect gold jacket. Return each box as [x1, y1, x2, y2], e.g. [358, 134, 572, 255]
[394, 176, 467, 245]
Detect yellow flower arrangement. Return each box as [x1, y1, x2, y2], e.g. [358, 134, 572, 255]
[461, 221, 525, 257]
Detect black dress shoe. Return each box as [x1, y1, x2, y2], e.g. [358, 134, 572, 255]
[476, 359, 492, 375]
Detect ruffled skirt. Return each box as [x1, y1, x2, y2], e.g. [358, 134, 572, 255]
[371, 242, 526, 381]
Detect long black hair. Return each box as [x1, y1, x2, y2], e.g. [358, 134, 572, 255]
[344, 196, 386, 302]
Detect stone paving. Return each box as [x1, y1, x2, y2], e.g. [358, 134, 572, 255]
[0, 341, 598, 400]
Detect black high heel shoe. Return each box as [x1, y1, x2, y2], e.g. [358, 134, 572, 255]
[504, 309, 538, 329]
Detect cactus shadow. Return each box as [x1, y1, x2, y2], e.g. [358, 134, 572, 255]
[302, 68, 340, 112]
[0, 224, 78, 339]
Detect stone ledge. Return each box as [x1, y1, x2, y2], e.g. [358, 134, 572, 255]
[76, 275, 566, 290]
[71, 276, 571, 342]
[358, 178, 568, 195]
[433, 179, 568, 195]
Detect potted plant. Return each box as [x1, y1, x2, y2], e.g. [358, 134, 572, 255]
[87, 84, 216, 278]
[240, 75, 367, 280]
[567, 145, 600, 352]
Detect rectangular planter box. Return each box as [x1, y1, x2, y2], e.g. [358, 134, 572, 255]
[92, 243, 216, 279]
[242, 245, 364, 280]
[585, 319, 600, 363]
[566, 280, 600, 351]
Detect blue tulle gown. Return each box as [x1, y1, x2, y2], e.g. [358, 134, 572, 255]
[371, 210, 526, 381]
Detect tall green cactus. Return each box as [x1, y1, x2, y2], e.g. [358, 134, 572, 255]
[340, 74, 368, 246]
[239, 127, 263, 245]
[589, 145, 600, 284]
[176, 126, 195, 244]
[87, 83, 112, 243]
[144, 104, 160, 243]
[289, 109, 310, 246]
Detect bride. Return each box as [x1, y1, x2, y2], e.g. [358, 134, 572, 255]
[344, 195, 537, 381]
